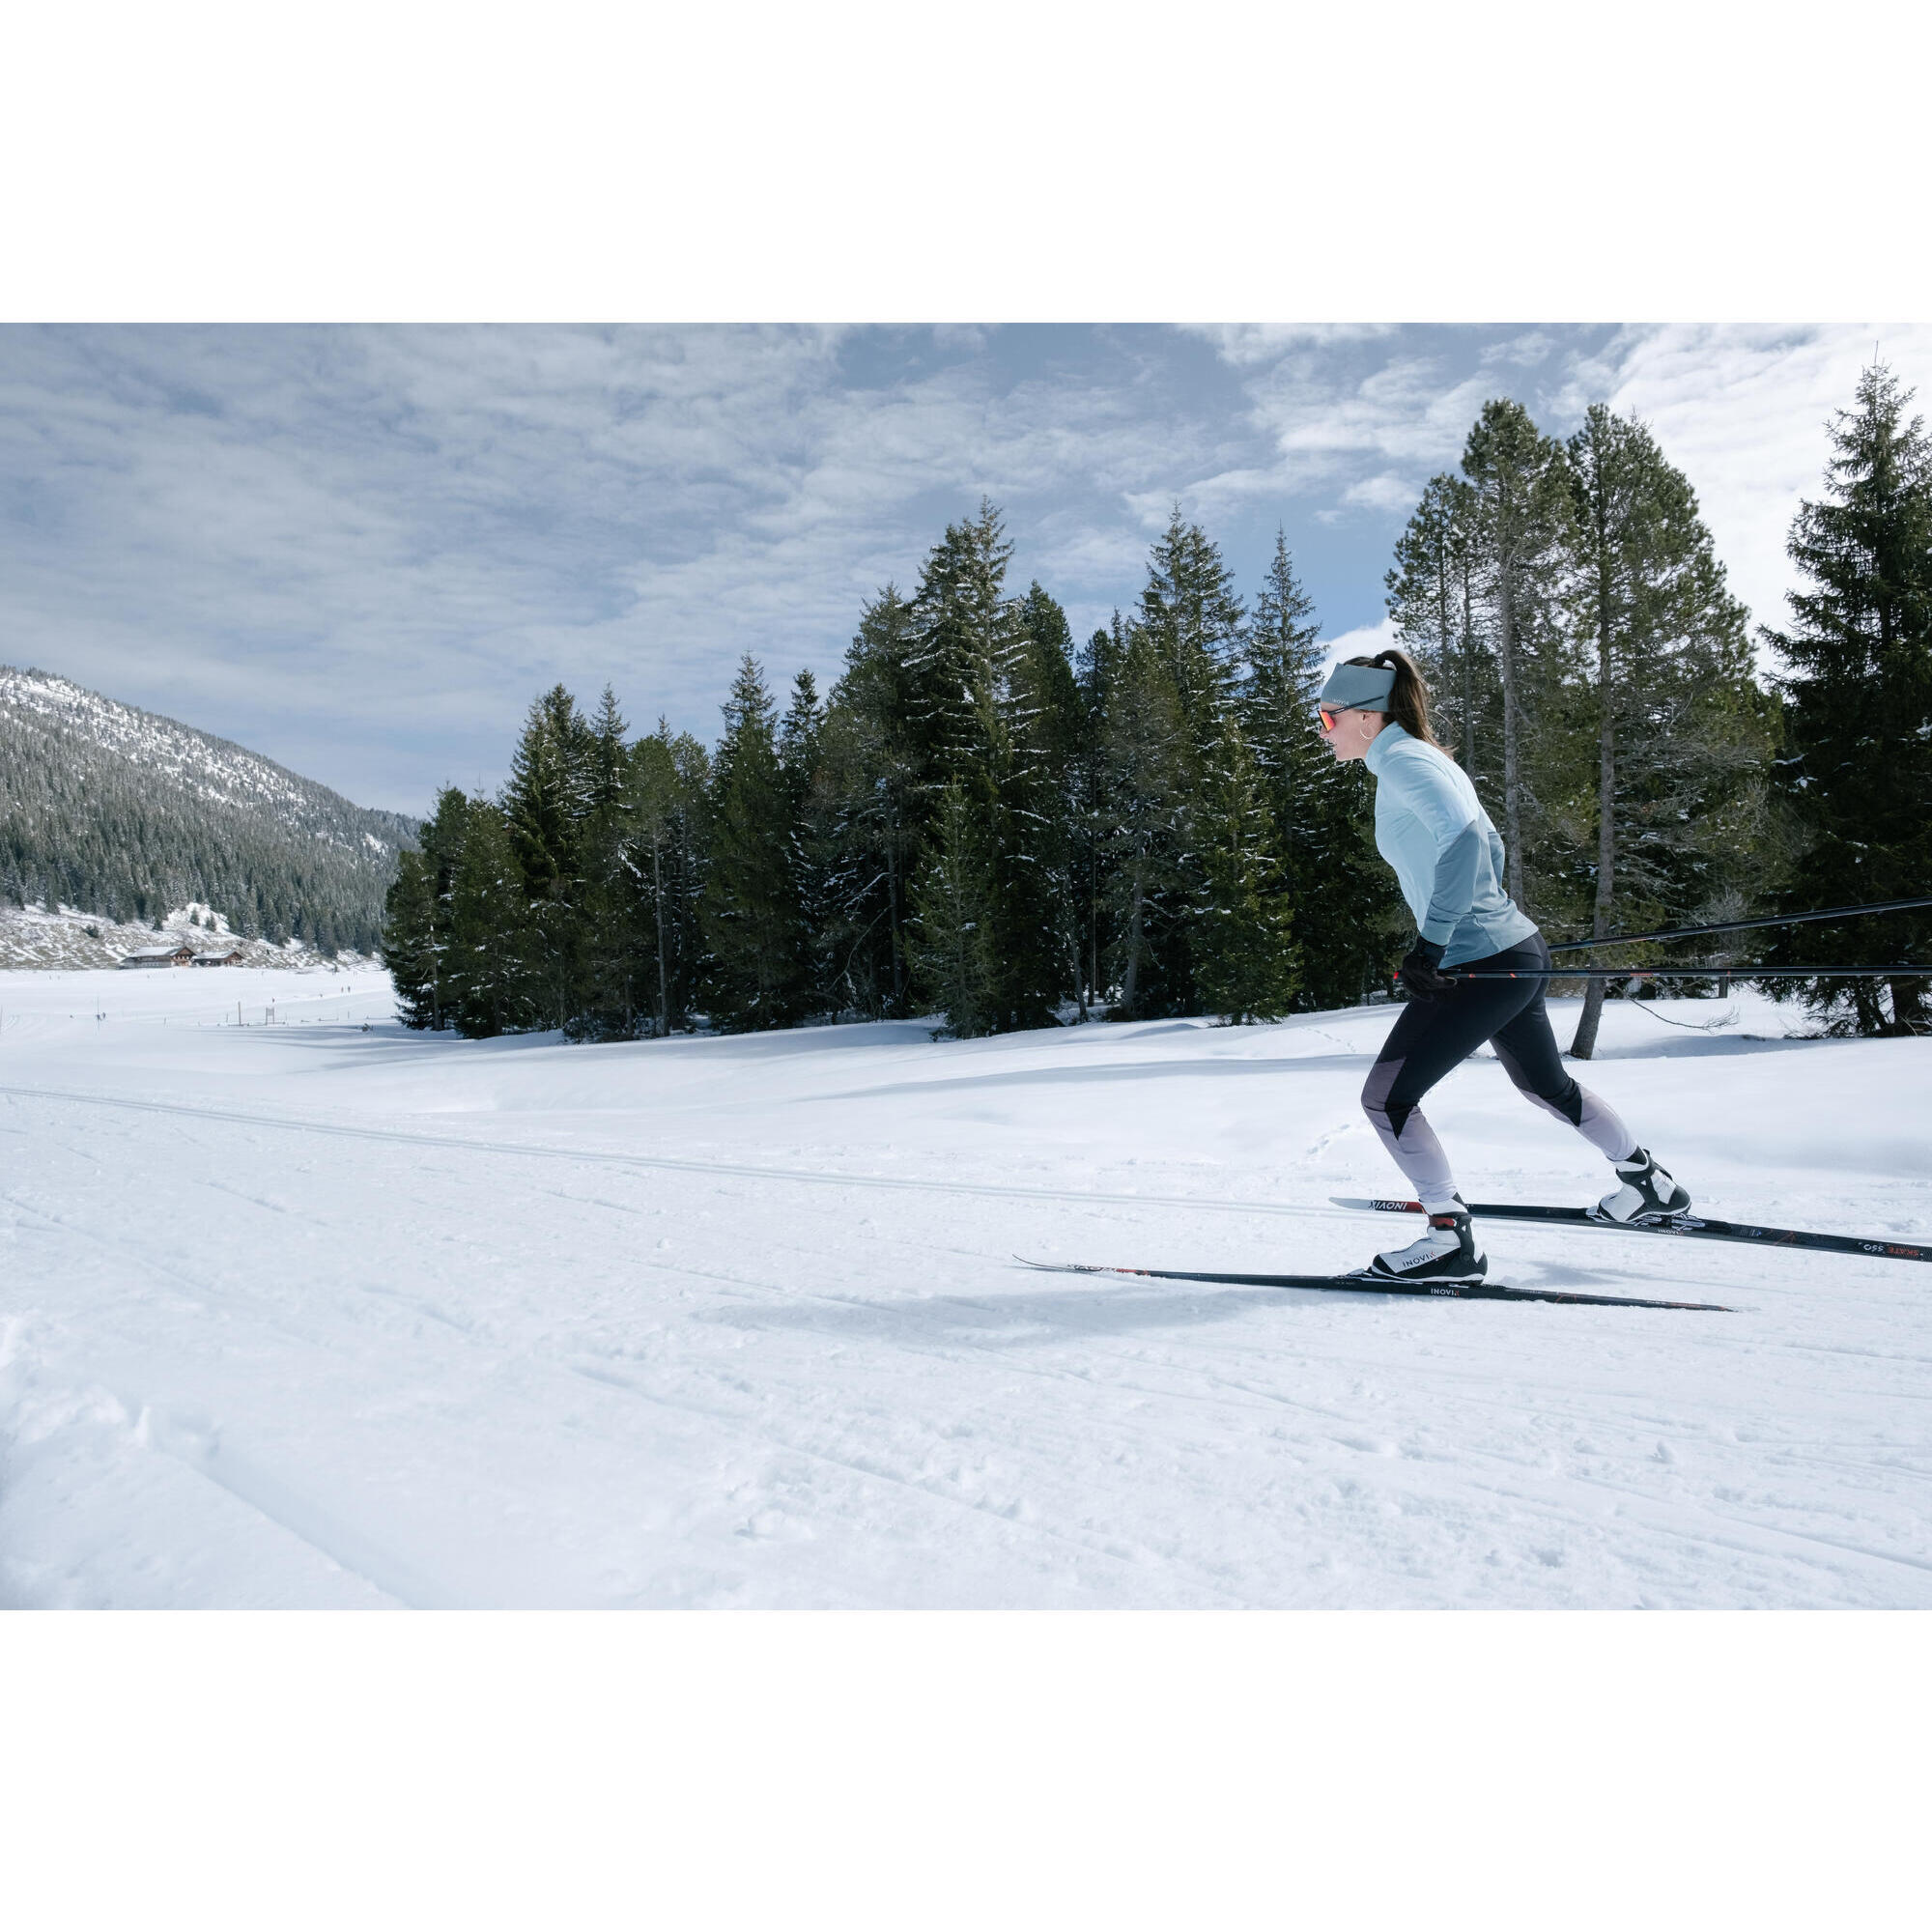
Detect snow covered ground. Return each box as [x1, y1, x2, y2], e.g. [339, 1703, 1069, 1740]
[3, 969, 1927, 1609]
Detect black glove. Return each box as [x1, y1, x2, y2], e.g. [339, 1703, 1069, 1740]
[1399, 938, 1452, 999]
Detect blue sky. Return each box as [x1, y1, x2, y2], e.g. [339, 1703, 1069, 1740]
[3, 322, 1924, 816]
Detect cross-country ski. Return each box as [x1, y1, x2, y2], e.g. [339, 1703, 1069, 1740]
[1330, 1197, 1932, 1264]
[1016, 1257, 1735, 1312]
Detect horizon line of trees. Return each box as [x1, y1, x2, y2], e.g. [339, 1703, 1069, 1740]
[384, 361, 1932, 1045]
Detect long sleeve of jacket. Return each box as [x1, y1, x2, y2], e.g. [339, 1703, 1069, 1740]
[1423, 821, 1483, 945]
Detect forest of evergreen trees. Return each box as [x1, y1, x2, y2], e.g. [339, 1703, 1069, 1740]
[383, 365, 1932, 1045]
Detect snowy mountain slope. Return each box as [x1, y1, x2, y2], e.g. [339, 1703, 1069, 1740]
[1, 976, 1926, 1608]
[1, 665, 417, 953]
[0, 666, 413, 848]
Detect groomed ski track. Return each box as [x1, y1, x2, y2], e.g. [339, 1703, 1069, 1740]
[2, 968, 1929, 1608]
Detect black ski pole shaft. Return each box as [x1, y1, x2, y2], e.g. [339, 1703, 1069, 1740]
[1544, 895, 1932, 955]
[1443, 965, 1932, 980]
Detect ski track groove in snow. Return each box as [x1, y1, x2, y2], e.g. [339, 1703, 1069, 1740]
[2, 978, 1928, 1606]
[0, 1083, 1384, 1226]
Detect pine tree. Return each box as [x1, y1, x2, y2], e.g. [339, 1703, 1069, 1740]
[382, 849, 439, 1025]
[1249, 530, 1405, 1009]
[1385, 475, 1492, 777]
[1114, 509, 1246, 1014]
[1762, 361, 1932, 1035]
[900, 504, 1068, 1033]
[1101, 618, 1188, 1016]
[1069, 618, 1126, 1013]
[630, 721, 711, 1036]
[502, 685, 595, 1028]
[907, 780, 996, 1037]
[822, 586, 921, 1016]
[1462, 401, 1580, 917]
[504, 686, 593, 897]
[1191, 712, 1300, 1021]
[1243, 528, 1325, 885]
[780, 668, 833, 1013]
[382, 786, 472, 1028]
[903, 499, 1015, 811]
[443, 798, 535, 1037]
[588, 685, 629, 814]
[999, 581, 1081, 1027]
[1137, 505, 1245, 789]
[1564, 406, 1773, 1057]
[703, 656, 808, 1030]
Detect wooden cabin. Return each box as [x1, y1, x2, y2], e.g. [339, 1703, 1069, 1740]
[119, 944, 197, 969]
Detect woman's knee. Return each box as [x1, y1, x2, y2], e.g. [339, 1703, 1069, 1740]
[1361, 1058, 1399, 1126]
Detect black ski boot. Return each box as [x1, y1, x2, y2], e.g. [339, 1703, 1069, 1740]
[1368, 1197, 1488, 1284]
[1595, 1148, 1692, 1225]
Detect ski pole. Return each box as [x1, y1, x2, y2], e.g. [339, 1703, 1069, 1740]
[1544, 895, 1932, 955]
[1442, 965, 1932, 980]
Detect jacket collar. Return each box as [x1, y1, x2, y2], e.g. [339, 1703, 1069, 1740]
[1364, 719, 1410, 777]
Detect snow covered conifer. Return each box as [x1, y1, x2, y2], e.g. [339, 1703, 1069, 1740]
[504, 686, 593, 898]
[703, 655, 809, 1031]
[1101, 619, 1188, 1017]
[631, 721, 711, 1035]
[1137, 505, 1244, 759]
[1105, 511, 1246, 1016]
[587, 685, 629, 815]
[443, 798, 537, 1037]
[819, 586, 922, 1017]
[502, 686, 598, 1028]
[382, 786, 472, 1029]
[780, 669, 834, 1014]
[1461, 402, 1581, 919]
[382, 849, 439, 1025]
[1242, 529, 1325, 874]
[1192, 712, 1300, 1022]
[1563, 405, 1773, 1057]
[898, 507, 1069, 1033]
[1068, 618, 1126, 1014]
[908, 780, 996, 1037]
[1249, 530, 1404, 1009]
[1386, 476, 1492, 779]
[1762, 361, 1932, 1035]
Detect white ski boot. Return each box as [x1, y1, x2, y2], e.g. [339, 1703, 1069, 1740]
[1596, 1148, 1692, 1225]
[1369, 1198, 1488, 1284]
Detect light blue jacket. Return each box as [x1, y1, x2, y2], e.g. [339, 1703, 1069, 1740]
[1364, 723, 1538, 966]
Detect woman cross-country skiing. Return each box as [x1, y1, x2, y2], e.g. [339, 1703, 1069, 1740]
[1319, 649, 1691, 1285]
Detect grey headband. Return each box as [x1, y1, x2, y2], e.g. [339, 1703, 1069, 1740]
[1319, 661, 1397, 712]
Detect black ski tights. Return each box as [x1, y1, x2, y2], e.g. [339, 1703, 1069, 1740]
[1360, 934, 1637, 1210]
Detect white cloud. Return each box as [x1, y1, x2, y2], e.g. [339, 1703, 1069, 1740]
[1183, 323, 1399, 367]
[1480, 329, 1555, 370]
[1238, 352, 1497, 489]
[1597, 324, 1932, 642]
[1340, 471, 1419, 514]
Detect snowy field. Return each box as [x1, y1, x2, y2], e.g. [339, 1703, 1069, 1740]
[2, 967, 1928, 1609]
